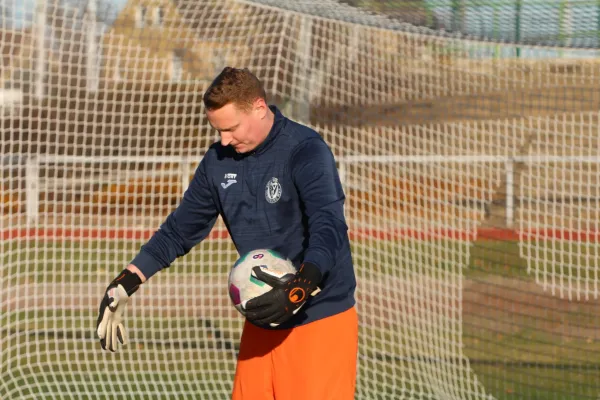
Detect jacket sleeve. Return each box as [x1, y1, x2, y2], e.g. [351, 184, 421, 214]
[130, 158, 219, 279]
[290, 137, 348, 275]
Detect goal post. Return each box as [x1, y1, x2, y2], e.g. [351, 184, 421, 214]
[2, 1, 600, 399]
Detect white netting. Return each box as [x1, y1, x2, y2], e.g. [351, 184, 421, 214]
[1, 0, 600, 399]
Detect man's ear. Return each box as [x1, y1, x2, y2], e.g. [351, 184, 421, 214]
[254, 98, 268, 119]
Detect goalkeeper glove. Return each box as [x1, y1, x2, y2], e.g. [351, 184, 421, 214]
[96, 269, 142, 352]
[244, 262, 322, 327]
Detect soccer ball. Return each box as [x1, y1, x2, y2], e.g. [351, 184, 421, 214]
[228, 249, 296, 316]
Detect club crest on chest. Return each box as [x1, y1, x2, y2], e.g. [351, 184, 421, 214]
[265, 177, 282, 203]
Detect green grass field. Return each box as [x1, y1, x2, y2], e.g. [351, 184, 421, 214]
[1, 238, 599, 399]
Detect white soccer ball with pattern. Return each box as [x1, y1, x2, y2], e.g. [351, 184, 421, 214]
[228, 249, 297, 316]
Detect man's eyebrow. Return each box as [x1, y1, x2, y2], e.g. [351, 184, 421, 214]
[216, 123, 239, 131]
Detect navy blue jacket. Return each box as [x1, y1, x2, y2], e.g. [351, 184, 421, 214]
[131, 106, 356, 329]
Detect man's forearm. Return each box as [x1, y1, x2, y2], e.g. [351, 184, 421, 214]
[126, 264, 147, 283]
[304, 211, 347, 275]
[128, 159, 219, 280]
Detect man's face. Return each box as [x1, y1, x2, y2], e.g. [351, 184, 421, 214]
[206, 101, 266, 154]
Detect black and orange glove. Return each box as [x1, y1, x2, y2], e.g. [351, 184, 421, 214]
[96, 269, 142, 352]
[244, 262, 322, 327]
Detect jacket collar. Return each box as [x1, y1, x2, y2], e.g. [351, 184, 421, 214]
[249, 105, 286, 156]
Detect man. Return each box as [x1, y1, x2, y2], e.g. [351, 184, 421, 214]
[96, 67, 358, 400]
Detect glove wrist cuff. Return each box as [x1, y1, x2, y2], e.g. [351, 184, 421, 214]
[111, 269, 142, 296]
[299, 262, 322, 288]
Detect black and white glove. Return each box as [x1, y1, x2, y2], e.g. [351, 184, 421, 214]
[244, 262, 322, 327]
[96, 269, 142, 352]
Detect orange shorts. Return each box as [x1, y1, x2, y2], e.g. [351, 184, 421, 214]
[231, 307, 358, 400]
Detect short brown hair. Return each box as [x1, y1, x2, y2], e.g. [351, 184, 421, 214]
[203, 67, 267, 111]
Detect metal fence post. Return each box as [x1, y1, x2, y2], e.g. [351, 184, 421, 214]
[506, 158, 514, 229]
[26, 156, 40, 227]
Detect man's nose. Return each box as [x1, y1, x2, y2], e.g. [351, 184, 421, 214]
[221, 132, 232, 146]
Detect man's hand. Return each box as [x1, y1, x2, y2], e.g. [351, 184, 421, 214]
[96, 269, 142, 352]
[244, 262, 322, 327]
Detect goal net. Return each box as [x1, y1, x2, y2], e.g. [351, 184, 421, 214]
[1, 0, 599, 398]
